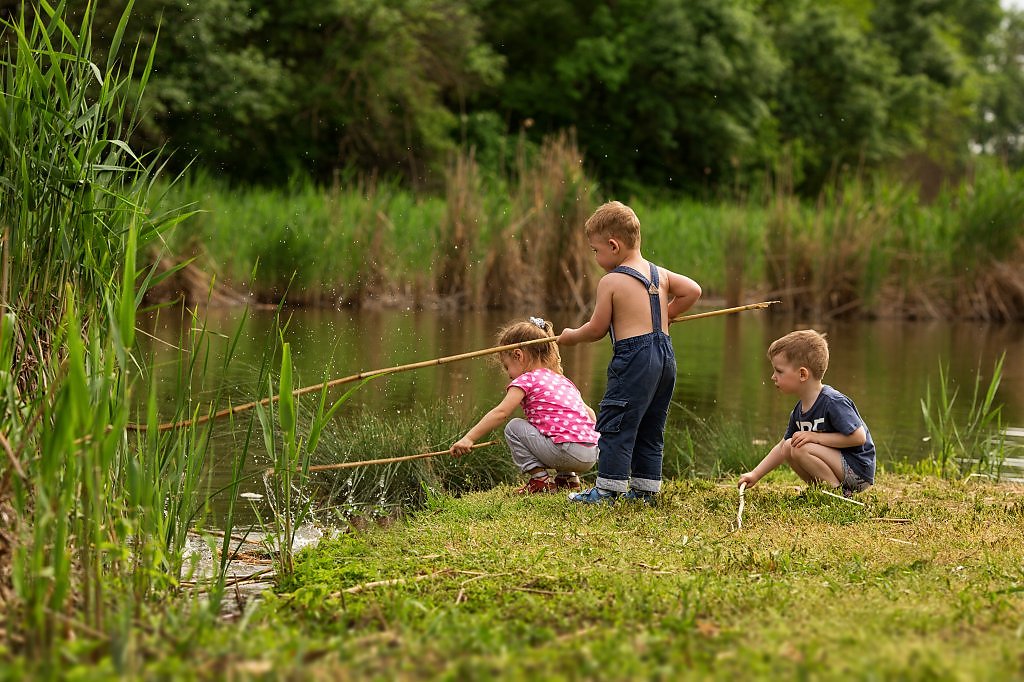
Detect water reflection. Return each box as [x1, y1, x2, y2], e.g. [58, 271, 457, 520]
[139, 307, 1024, 520]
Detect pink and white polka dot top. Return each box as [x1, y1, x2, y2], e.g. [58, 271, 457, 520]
[508, 368, 599, 445]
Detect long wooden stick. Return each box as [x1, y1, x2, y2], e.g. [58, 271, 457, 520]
[306, 439, 498, 472]
[128, 300, 780, 432]
[670, 300, 779, 323]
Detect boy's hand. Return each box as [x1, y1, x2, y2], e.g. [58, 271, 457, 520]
[790, 431, 818, 448]
[451, 437, 474, 457]
[738, 472, 758, 488]
[558, 327, 578, 346]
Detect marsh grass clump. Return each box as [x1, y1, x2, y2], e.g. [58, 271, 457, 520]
[306, 405, 518, 523]
[484, 131, 597, 311]
[765, 174, 893, 318]
[665, 407, 766, 479]
[950, 167, 1024, 320]
[435, 150, 484, 303]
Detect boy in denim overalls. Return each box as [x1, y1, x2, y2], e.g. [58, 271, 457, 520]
[559, 201, 702, 504]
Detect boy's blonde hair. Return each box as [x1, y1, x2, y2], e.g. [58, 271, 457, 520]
[497, 317, 563, 374]
[768, 329, 829, 380]
[585, 201, 641, 249]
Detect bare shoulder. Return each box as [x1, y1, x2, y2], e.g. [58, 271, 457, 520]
[598, 270, 634, 292]
[660, 266, 701, 294]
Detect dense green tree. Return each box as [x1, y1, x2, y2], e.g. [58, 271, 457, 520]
[974, 10, 1024, 165]
[5, 0, 1018, 191]
[475, 0, 781, 192]
[247, 1, 502, 186]
[75, 0, 501, 184]
[766, 4, 921, 190]
[869, 0, 1003, 168]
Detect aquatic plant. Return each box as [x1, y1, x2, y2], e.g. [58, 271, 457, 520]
[0, 4, 268, 670]
[920, 354, 1007, 478]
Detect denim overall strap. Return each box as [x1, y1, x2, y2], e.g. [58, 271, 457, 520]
[609, 263, 662, 339]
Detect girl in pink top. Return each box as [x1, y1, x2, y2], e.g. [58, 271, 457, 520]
[450, 317, 599, 494]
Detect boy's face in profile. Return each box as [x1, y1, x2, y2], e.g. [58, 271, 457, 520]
[587, 233, 620, 272]
[769, 354, 806, 394]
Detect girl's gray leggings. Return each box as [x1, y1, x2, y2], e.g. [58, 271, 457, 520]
[504, 418, 598, 475]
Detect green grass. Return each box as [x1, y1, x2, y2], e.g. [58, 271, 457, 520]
[276, 475, 1024, 679]
[36, 473, 1018, 680]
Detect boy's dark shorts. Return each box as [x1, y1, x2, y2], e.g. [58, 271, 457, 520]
[841, 457, 872, 494]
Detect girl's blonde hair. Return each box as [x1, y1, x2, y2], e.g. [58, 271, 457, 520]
[496, 317, 562, 374]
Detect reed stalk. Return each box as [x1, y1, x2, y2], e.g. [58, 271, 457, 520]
[0, 5, 266, 669]
[920, 354, 1007, 478]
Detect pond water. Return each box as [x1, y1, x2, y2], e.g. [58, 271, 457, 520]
[140, 307, 1024, 523]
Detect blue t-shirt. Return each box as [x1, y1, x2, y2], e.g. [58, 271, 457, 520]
[784, 385, 875, 483]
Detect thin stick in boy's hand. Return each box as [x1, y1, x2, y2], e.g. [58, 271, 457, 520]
[736, 481, 746, 530]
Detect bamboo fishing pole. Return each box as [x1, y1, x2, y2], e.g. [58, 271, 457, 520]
[127, 300, 780, 432]
[304, 439, 499, 473]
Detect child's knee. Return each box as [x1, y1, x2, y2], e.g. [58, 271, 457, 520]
[788, 444, 814, 466]
[505, 417, 528, 439]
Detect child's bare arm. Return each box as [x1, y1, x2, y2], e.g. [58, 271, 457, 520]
[451, 388, 525, 456]
[665, 270, 702, 322]
[790, 426, 866, 450]
[739, 438, 787, 488]
[559, 277, 614, 346]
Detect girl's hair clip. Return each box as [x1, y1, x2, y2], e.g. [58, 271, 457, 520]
[529, 316, 546, 329]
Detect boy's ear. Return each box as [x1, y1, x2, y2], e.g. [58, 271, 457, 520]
[798, 366, 810, 381]
[608, 238, 621, 253]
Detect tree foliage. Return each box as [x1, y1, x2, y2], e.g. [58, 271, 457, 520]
[2, 0, 1022, 192]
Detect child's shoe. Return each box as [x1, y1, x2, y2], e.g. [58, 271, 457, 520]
[623, 489, 657, 507]
[553, 474, 582, 491]
[515, 476, 556, 495]
[568, 486, 620, 505]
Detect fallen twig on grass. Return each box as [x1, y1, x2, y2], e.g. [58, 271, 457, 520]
[333, 569, 452, 597]
[886, 537, 917, 545]
[820, 488, 866, 506]
[736, 482, 746, 529]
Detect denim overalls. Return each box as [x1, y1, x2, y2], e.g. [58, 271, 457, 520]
[594, 262, 677, 494]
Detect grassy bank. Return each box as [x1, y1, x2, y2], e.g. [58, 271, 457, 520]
[272, 474, 1024, 679]
[14, 474, 1020, 679]
[163, 159, 1024, 320]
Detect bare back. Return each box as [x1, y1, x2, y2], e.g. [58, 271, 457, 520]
[559, 251, 701, 347]
[605, 263, 668, 340]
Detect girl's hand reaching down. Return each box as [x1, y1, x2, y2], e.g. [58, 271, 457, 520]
[451, 437, 474, 457]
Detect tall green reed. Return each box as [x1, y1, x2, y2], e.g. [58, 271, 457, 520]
[919, 354, 1007, 479]
[764, 173, 896, 317]
[0, 4, 260, 671]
